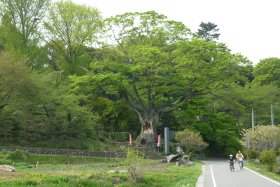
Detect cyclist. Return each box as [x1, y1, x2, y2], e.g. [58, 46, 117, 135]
[228, 154, 235, 171]
[236, 150, 244, 169]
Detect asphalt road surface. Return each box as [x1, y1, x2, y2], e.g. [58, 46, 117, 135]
[196, 160, 280, 187]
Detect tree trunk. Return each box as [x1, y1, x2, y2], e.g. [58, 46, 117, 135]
[136, 109, 159, 148]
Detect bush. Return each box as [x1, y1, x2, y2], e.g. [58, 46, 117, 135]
[244, 149, 259, 160]
[274, 156, 280, 174]
[8, 150, 29, 161]
[242, 125, 280, 151]
[0, 151, 9, 159]
[175, 128, 208, 153]
[259, 150, 276, 171]
[125, 148, 144, 183]
[0, 151, 12, 164]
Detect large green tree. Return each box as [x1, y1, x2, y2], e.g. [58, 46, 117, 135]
[43, 0, 103, 74]
[71, 11, 193, 145]
[71, 11, 249, 146]
[0, 0, 50, 51]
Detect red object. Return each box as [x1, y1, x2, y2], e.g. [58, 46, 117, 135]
[157, 135, 161, 147]
[129, 133, 132, 146]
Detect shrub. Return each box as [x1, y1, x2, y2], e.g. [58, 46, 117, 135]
[0, 151, 10, 159]
[8, 150, 29, 161]
[175, 128, 208, 153]
[0, 151, 12, 164]
[242, 125, 280, 151]
[259, 150, 276, 171]
[275, 156, 280, 174]
[125, 148, 144, 183]
[244, 149, 259, 160]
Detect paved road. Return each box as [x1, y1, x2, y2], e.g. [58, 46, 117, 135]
[196, 160, 280, 187]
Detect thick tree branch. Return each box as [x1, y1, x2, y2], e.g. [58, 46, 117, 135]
[132, 85, 146, 112]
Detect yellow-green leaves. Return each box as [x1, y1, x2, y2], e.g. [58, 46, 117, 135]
[44, 1, 103, 67]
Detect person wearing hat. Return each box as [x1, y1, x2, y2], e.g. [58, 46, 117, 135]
[228, 154, 235, 171]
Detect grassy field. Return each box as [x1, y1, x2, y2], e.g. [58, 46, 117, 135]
[0, 153, 202, 187]
[246, 161, 280, 182]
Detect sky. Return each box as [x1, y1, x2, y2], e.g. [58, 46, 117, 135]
[72, 0, 280, 65]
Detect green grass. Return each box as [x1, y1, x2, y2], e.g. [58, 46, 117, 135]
[0, 153, 202, 187]
[246, 162, 280, 182]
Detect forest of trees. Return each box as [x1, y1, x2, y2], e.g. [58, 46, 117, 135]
[0, 0, 279, 154]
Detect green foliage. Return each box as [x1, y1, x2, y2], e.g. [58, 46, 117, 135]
[175, 128, 208, 153]
[216, 129, 242, 155]
[197, 22, 220, 41]
[125, 148, 144, 183]
[190, 111, 242, 156]
[242, 125, 280, 151]
[12, 162, 31, 169]
[259, 150, 277, 171]
[0, 151, 12, 164]
[243, 149, 259, 160]
[0, 13, 24, 54]
[8, 150, 29, 161]
[71, 11, 196, 133]
[43, 0, 103, 74]
[0, 151, 30, 166]
[0, 0, 50, 67]
[253, 57, 280, 87]
[106, 11, 191, 46]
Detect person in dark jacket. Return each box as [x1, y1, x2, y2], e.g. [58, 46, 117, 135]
[228, 154, 235, 170]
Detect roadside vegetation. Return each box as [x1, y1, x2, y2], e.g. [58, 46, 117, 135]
[0, 150, 202, 187]
[246, 162, 280, 182]
[242, 125, 280, 180]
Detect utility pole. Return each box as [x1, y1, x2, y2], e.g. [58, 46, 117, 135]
[271, 104, 276, 149]
[271, 104, 274, 126]
[251, 109, 255, 129]
[164, 127, 169, 155]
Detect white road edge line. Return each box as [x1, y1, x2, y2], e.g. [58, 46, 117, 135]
[210, 164, 217, 187]
[244, 167, 280, 186]
[195, 165, 205, 187]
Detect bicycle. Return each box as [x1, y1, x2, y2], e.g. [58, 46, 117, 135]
[238, 158, 244, 170]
